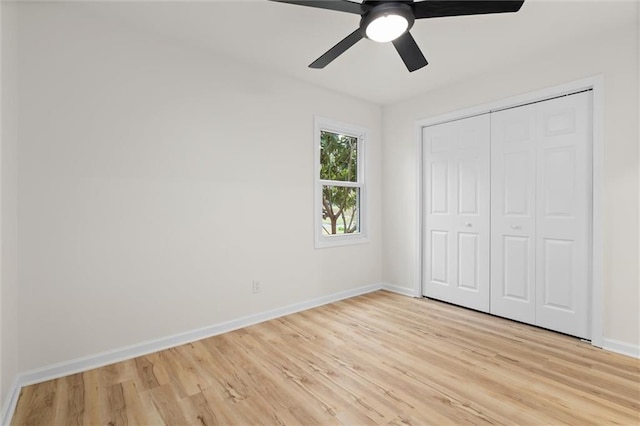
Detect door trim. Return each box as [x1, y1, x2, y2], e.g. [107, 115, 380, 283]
[414, 75, 604, 348]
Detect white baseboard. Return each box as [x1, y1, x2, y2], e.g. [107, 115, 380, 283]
[2, 283, 385, 424]
[12, 283, 385, 394]
[0, 281, 417, 425]
[381, 282, 419, 298]
[380, 284, 640, 361]
[603, 338, 640, 359]
[0, 281, 410, 425]
[14, 284, 634, 424]
[1, 377, 20, 426]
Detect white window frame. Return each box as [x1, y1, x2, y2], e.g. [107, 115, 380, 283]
[314, 116, 368, 248]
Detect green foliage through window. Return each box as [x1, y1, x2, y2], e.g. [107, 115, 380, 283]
[320, 131, 360, 236]
[320, 131, 358, 182]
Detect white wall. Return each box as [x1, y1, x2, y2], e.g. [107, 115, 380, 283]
[382, 20, 640, 347]
[0, 0, 19, 410]
[16, 3, 382, 372]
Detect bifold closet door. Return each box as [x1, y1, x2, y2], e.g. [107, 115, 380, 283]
[490, 103, 537, 325]
[422, 114, 490, 313]
[535, 91, 592, 339]
[491, 91, 592, 339]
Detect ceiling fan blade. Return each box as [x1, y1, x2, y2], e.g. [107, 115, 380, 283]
[270, 0, 367, 15]
[309, 29, 364, 69]
[392, 31, 428, 72]
[413, 1, 524, 19]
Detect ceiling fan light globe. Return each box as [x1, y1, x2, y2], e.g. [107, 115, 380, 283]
[365, 14, 409, 43]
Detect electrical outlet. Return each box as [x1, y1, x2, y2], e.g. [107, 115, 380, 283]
[252, 280, 261, 294]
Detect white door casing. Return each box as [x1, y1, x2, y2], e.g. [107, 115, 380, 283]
[422, 114, 491, 313]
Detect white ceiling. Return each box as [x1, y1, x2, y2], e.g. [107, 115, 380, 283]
[84, 0, 637, 105]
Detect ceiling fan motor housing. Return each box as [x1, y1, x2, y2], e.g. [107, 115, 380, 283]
[359, 2, 415, 39]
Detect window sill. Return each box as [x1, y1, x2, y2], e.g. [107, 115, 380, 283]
[315, 235, 369, 249]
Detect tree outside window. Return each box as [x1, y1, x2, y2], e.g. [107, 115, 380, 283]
[320, 131, 360, 235]
[315, 117, 367, 248]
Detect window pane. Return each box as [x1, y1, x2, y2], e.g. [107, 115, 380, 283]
[320, 131, 358, 182]
[322, 186, 360, 235]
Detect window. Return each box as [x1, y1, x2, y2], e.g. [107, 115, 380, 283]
[314, 117, 367, 248]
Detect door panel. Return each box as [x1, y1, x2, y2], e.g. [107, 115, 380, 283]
[430, 231, 449, 285]
[423, 114, 490, 312]
[431, 162, 449, 214]
[490, 104, 537, 324]
[458, 159, 480, 215]
[503, 151, 531, 215]
[503, 236, 530, 301]
[542, 238, 574, 310]
[458, 232, 479, 290]
[535, 91, 591, 339]
[543, 147, 577, 217]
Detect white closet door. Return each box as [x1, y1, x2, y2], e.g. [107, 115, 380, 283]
[490, 91, 592, 339]
[490, 103, 537, 324]
[423, 114, 490, 313]
[535, 91, 592, 339]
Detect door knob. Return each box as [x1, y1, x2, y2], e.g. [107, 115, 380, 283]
[511, 224, 522, 230]
[465, 222, 472, 227]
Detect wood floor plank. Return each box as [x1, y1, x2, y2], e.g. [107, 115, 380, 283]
[62, 373, 85, 425]
[120, 380, 164, 425]
[11, 379, 57, 425]
[80, 368, 101, 425]
[11, 291, 640, 425]
[133, 356, 161, 391]
[103, 383, 128, 426]
[148, 383, 190, 425]
[181, 391, 223, 426]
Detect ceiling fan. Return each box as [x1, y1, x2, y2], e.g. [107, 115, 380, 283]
[271, 0, 525, 72]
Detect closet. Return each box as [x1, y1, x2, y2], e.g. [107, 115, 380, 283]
[422, 91, 592, 339]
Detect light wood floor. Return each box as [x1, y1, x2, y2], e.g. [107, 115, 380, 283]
[12, 291, 640, 425]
